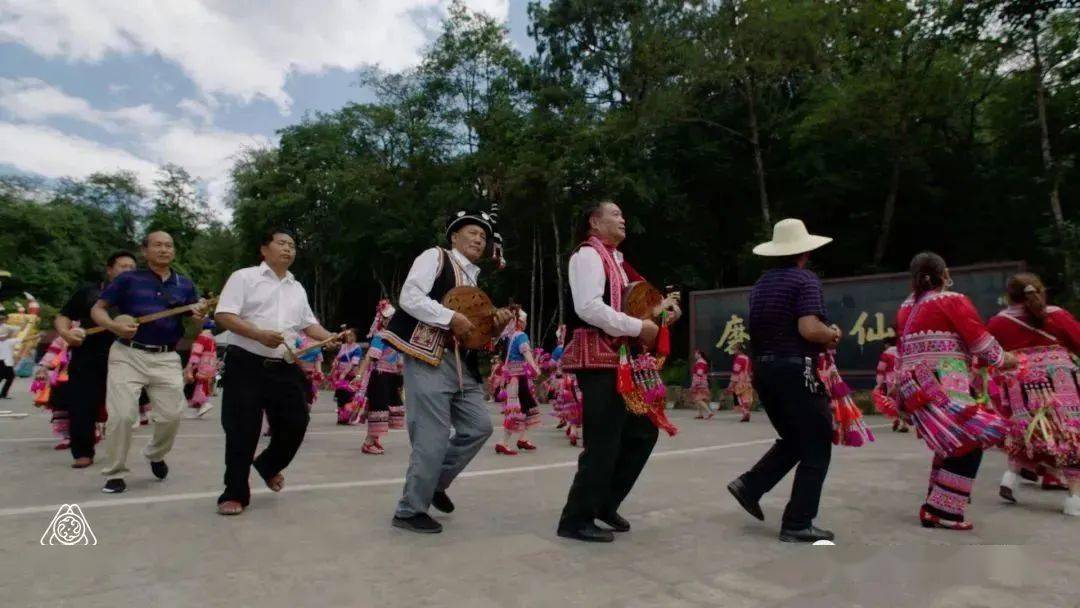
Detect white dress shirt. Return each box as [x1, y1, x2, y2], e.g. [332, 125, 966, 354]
[0, 335, 14, 366]
[216, 262, 320, 358]
[568, 246, 643, 338]
[398, 247, 480, 329]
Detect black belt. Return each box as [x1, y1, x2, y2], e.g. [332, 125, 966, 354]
[755, 354, 814, 365]
[118, 339, 175, 354]
[226, 345, 290, 367]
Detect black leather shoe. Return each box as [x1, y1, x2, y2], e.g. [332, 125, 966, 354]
[392, 513, 443, 534]
[557, 523, 615, 543]
[102, 478, 126, 494]
[598, 512, 630, 532]
[999, 485, 1017, 503]
[727, 479, 764, 521]
[150, 460, 168, 480]
[779, 526, 835, 543]
[432, 490, 455, 514]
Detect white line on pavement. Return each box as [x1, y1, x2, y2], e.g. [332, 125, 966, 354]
[0, 436, 783, 518]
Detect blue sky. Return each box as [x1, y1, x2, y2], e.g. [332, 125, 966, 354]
[0, 1, 535, 216]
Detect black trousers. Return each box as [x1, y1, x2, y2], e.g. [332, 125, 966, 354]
[52, 348, 109, 459]
[0, 361, 14, 397]
[559, 370, 659, 530]
[219, 346, 310, 506]
[737, 358, 833, 530]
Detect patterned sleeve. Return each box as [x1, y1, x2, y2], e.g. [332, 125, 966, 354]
[514, 333, 531, 355]
[187, 339, 206, 370]
[1048, 308, 1080, 354]
[948, 296, 1005, 366]
[875, 353, 888, 386]
[367, 336, 385, 360]
[731, 356, 744, 374]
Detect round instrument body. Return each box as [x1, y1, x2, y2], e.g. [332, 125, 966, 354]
[442, 286, 499, 350]
[623, 282, 665, 321]
[113, 314, 138, 326]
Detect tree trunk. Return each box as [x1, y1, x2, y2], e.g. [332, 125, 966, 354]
[874, 156, 903, 268]
[537, 232, 545, 342]
[530, 228, 537, 339]
[1031, 27, 1074, 297]
[551, 210, 565, 327]
[874, 118, 909, 269]
[743, 77, 770, 227]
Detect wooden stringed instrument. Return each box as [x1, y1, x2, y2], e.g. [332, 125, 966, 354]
[283, 330, 348, 364]
[84, 296, 219, 336]
[623, 282, 681, 324]
[441, 286, 519, 350]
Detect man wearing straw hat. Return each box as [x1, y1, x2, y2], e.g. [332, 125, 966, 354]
[726, 219, 842, 543]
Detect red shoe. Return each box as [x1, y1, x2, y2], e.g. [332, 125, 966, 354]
[517, 439, 537, 451]
[569, 435, 578, 447]
[919, 506, 973, 531]
[361, 443, 384, 455]
[740, 414, 751, 423]
[1042, 473, 1067, 491]
[374, 437, 384, 451]
[495, 443, 518, 456]
[54, 441, 70, 450]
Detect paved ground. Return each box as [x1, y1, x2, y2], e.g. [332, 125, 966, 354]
[0, 376, 1077, 608]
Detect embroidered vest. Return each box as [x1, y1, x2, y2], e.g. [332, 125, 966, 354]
[382, 248, 465, 366]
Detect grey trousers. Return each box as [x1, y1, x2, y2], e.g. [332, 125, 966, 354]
[395, 354, 494, 518]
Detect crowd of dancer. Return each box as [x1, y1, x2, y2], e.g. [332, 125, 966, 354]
[7, 203, 1078, 543]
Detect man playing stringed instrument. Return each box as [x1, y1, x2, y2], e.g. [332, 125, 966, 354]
[212, 229, 339, 516]
[557, 200, 680, 543]
[384, 210, 514, 534]
[92, 231, 210, 494]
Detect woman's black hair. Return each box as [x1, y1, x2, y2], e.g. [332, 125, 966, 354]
[909, 251, 947, 299]
[106, 250, 137, 267]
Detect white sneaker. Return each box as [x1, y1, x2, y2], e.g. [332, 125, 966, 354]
[1064, 495, 1080, 517]
[1001, 471, 1019, 491]
[183, 408, 200, 419]
[196, 403, 215, 418]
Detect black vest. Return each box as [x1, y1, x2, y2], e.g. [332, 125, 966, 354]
[382, 248, 481, 380]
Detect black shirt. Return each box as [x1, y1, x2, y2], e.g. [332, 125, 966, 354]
[60, 283, 115, 357]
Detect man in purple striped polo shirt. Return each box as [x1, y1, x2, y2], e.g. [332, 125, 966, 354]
[726, 219, 842, 544]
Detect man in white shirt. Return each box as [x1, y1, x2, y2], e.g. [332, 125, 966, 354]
[0, 313, 15, 399]
[213, 229, 338, 516]
[557, 200, 679, 543]
[383, 210, 513, 534]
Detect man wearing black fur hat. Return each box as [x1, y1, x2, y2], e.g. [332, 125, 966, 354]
[385, 210, 514, 534]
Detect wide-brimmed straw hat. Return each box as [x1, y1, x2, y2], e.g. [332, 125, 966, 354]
[752, 218, 833, 257]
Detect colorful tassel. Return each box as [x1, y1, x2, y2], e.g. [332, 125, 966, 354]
[656, 311, 670, 356]
[616, 344, 633, 395]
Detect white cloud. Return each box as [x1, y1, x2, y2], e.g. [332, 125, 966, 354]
[0, 0, 511, 113]
[177, 98, 214, 126]
[0, 77, 168, 132]
[0, 122, 158, 183]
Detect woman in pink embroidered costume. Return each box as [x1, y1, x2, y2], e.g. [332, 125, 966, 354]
[872, 336, 909, 432]
[31, 330, 73, 449]
[896, 252, 1017, 530]
[494, 310, 543, 455]
[330, 329, 362, 424]
[690, 350, 713, 420]
[726, 342, 754, 422]
[988, 273, 1080, 516]
[355, 301, 404, 455]
[183, 321, 218, 419]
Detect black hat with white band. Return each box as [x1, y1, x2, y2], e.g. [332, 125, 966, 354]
[445, 210, 494, 243]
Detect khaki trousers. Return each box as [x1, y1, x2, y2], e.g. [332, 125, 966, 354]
[100, 342, 186, 478]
